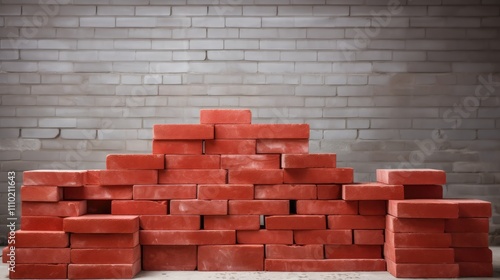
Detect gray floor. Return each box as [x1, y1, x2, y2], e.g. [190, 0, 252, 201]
[2, 247, 499, 279]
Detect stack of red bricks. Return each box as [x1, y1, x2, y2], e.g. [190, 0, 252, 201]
[4, 109, 493, 279]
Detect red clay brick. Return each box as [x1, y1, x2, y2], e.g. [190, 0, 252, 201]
[198, 184, 254, 200]
[64, 185, 133, 200]
[158, 169, 227, 184]
[21, 185, 62, 202]
[112, 200, 167, 215]
[385, 230, 452, 248]
[86, 169, 158, 185]
[2, 247, 9, 264]
[152, 140, 203, 154]
[255, 184, 316, 200]
[281, 154, 336, 168]
[140, 230, 235, 245]
[265, 259, 386, 272]
[386, 215, 445, 233]
[451, 232, 489, 247]
[229, 200, 289, 215]
[354, 230, 384, 245]
[200, 109, 252, 124]
[388, 199, 459, 219]
[70, 232, 139, 248]
[21, 216, 64, 231]
[23, 170, 86, 187]
[404, 184, 443, 199]
[386, 259, 459, 278]
[142, 245, 197, 271]
[266, 215, 326, 230]
[68, 260, 141, 279]
[17, 248, 70, 264]
[228, 169, 283, 184]
[296, 200, 358, 215]
[86, 200, 111, 214]
[317, 184, 341, 199]
[458, 262, 493, 277]
[198, 245, 264, 271]
[204, 215, 260, 230]
[256, 139, 309, 154]
[445, 218, 489, 233]
[63, 214, 139, 233]
[342, 182, 404, 200]
[358, 201, 387, 216]
[325, 245, 382, 259]
[22, 201, 87, 217]
[15, 230, 68, 248]
[71, 246, 140, 264]
[266, 244, 324, 259]
[133, 184, 197, 200]
[215, 124, 309, 139]
[153, 124, 214, 139]
[165, 155, 220, 169]
[205, 139, 256, 154]
[284, 168, 354, 184]
[384, 244, 454, 263]
[454, 248, 492, 263]
[10, 264, 67, 279]
[376, 169, 446, 185]
[237, 230, 293, 244]
[106, 154, 164, 170]
[170, 200, 227, 215]
[453, 199, 492, 217]
[294, 230, 352, 245]
[140, 215, 200, 230]
[328, 215, 385, 230]
[221, 154, 280, 169]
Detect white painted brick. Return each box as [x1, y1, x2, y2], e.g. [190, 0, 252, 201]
[0, 50, 18, 60]
[301, 75, 323, 85]
[21, 128, 59, 139]
[260, 40, 296, 50]
[80, 17, 115, 27]
[162, 75, 182, 84]
[97, 129, 138, 140]
[318, 51, 352, 62]
[239, 96, 304, 107]
[0, 129, 19, 138]
[192, 17, 225, 27]
[208, 28, 239, 38]
[190, 39, 224, 49]
[59, 6, 96, 15]
[157, 17, 191, 27]
[312, 5, 349, 16]
[281, 51, 317, 61]
[0, 5, 21, 15]
[278, 6, 312, 16]
[114, 40, 151, 49]
[359, 129, 400, 140]
[135, 51, 172, 61]
[332, 62, 372, 73]
[429, 6, 498, 17]
[296, 86, 336, 96]
[116, 85, 158, 95]
[368, 40, 405, 50]
[371, 119, 411, 129]
[0, 39, 36, 50]
[297, 40, 335, 49]
[172, 6, 207, 16]
[244, 51, 280, 62]
[150, 62, 189, 73]
[324, 129, 357, 140]
[0, 117, 37, 128]
[243, 74, 266, 84]
[98, 6, 135, 15]
[152, 40, 189, 50]
[207, 50, 244, 60]
[208, 5, 242, 16]
[128, 28, 172, 38]
[56, 28, 94, 39]
[258, 62, 294, 73]
[0, 107, 15, 117]
[347, 75, 367, 85]
[204, 75, 242, 84]
[77, 39, 113, 49]
[89, 75, 120, 85]
[116, 17, 156, 27]
[182, 74, 204, 84]
[38, 62, 73, 73]
[38, 39, 77, 49]
[411, 17, 480, 28]
[173, 51, 206, 61]
[74, 62, 112, 72]
[98, 51, 135, 61]
[226, 17, 261, 28]
[355, 51, 391, 61]
[372, 62, 407, 73]
[307, 28, 344, 39]
[20, 50, 58, 60]
[426, 28, 467, 39]
[289, 108, 322, 118]
[113, 62, 149, 73]
[172, 28, 206, 38]
[347, 119, 369, 129]
[295, 62, 331, 73]
[143, 75, 163, 85]
[20, 74, 40, 84]
[240, 28, 278, 38]
[393, 51, 426, 61]
[243, 6, 277, 16]
[1, 62, 37, 72]
[136, 6, 171, 16]
[225, 39, 260, 49]
[41, 75, 61, 84]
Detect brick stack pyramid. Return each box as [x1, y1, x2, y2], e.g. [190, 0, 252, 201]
[4, 109, 493, 279]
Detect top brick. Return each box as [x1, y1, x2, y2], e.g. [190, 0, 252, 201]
[23, 170, 86, 187]
[215, 124, 310, 139]
[376, 169, 446, 185]
[200, 109, 252, 124]
[281, 154, 336, 168]
[153, 124, 214, 140]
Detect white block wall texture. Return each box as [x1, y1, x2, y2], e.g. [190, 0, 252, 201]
[0, 0, 500, 244]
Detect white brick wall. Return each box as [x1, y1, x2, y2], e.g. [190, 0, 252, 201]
[0, 1, 500, 245]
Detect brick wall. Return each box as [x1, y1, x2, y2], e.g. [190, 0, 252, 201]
[0, 0, 499, 245]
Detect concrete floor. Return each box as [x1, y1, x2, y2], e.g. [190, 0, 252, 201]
[1, 247, 499, 279]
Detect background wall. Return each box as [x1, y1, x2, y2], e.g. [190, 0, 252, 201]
[0, 0, 499, 245]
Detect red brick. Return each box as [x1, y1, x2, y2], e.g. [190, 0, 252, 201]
[384, 244, 454, 263]
[237, 230, 293, 244]
[294, 230, 352, 245]
[200, 109, 252, 124]
[23, 170, 85, 187]
[215, 124, 309, 139]
[133, 184, 196, 200]
[342, 182, 404, 200]
[106, 154, 164, 170]
[328, 215, 385, 229]
[265, 259, 386, 272]
[454, 248, 492, 263]
[386, 215, 445, 233]
[325, 245, 382, 259]
[140, 230, 235, 245]
[358, 201, 387, 216]
[386, 259, 459, 278]
[354, 230, 384, 245]
[15, 230, 68, 248]
[112, 200, 167, 215]
[64, 185, 133, 200]
[22, 201, 87, 217]
[385, 230, 452, 248]
[152, 140, 203, 154]
[453, 199, 492, 217]
[71, 246, 140, 264]
[266, 244, 324, 259]
[142, 245, 197, 271]
[158, 169, 227, 184]
[445, 218, 489, 233]
[198, 245, 264, 271]
[165, 155, 220, 169]
[296, 200, 358, 215]
[9, 264, 67, 279]
[68, 260, 141, 279]
[221, 154, 280, 170]
[451, 232, 489, 247]
[86, 200, 111, 214]
[281, 153, 336, 168]
[2, 246, 9, 264]
[17, 248, 70, 264]
[284, 168, 354, 184]
[228, 169, 283, 184]
[317, 184, 341, 199]
[153, 124, 214, 139]
[255, 184, 316, 200]
[198, 184, 254, 200]
[256, 139, 309, 154]
[63, 214, 139, 233]
[404, 184, 443, 199]
[376, 169, 446, 185]
[170, 200, 227, 215]
[205, 139, 256, 154]
[86, 169, 158, 185]
[70, 232, 139, 248]
[266, 215, 326, 230]
[21, 185, 62, 202]
[21, 216, 63, 231]
[458, 262, 493, 277]
[140, 215, 200, 230]
[388, 199, 459, 219]
[204, 215, 260, 230]
[229, 200, 289, 215]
